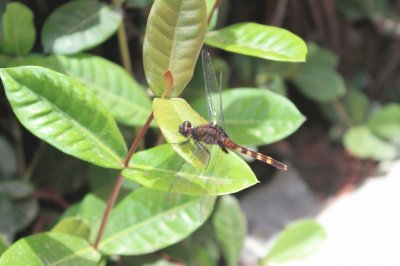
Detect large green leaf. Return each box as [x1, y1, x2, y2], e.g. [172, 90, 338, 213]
[0, 232, 101, 266]
[49, 54, 153, 127]
[146, 97, 258, 195]
[212, 195, 246, 266]
[143, 0, 207, 97]
[123, 144, 257, 196]
[99, 187, 215, 255]
[368, 103, 400, 144]
[153, 97, 208, 169]
[205, 23, 307, 62]
[192, 88, 305, 146]
[41, 1, 122, 54]
[265, 219, 326, 263]
[0, 66, 127, 169]
[61, 194, 106, 242]
[1, 2, 35, 55]
[343, 126, 397, 161]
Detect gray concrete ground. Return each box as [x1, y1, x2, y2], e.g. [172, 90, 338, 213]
[240, 160, 400, 266]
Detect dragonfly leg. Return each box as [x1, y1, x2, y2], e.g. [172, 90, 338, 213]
[193, 138, 211, 157]
[218, 141, 229, 153]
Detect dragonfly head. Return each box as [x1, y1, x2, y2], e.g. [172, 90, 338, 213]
[179, 121, 192, 138]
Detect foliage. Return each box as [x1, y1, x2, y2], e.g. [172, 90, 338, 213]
[9, 0, 400, 265]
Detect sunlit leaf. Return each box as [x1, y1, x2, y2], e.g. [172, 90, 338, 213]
[153, 97, 208, 169]
[0, 232, 101, 266]
[123, 144, 257, 196]
[0, 66, 127, 169]
[205, 23, 307, 62]
[192, 88, 305, 146]
[99, 188, 215, 255]
[49, 54, 153, 127]
[1, 2, 35, 55]
[343, 126, 397, 160]
[143, 0, 207, 97]
[265, 219, 326, 263]
[41, 1, 122, 54]
[212, 195, 246, 266]
[51, 217, 91, 240]
[368, 103, 400, 144]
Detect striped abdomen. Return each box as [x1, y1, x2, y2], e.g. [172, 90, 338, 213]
[222, 139, 287, 170]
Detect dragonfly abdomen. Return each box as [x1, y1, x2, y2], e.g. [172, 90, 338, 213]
[223, 139, 287, 171]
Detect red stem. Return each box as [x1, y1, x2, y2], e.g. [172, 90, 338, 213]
[93, 112, 154, 249]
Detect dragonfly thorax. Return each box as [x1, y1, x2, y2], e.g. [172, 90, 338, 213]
[179, 121, 192, 138]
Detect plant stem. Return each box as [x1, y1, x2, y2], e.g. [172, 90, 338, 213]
[112, 0, 133, 75]
[330, 99, 353, 127]
[11, 119, 26, 177]
[208, 0, 220, 24]
[22, 141, 45, 182]
[93, 112, 154, 250]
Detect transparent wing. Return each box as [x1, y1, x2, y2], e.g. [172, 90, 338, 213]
[201, 50, 225, 129]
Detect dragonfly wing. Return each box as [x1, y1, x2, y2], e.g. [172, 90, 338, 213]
[201, 50, 225, 129]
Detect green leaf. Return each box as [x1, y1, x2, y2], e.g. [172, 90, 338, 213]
[0, 66, 127, 169]
[123, 144, 258, 196]
[368, 103, 400, 144]
[288, 44, 346, 102]
[143, 0, 207, 97]
[343, 89, 369, 124]
[0, 234, 8, 257]
[4, 54, 54, 69]
[51, 218, 91, 240]
[266, 219, 326, 263]
[0, 181, 38, 235]
[0, 232, 101, 266]
[343, 126, 397, 161]
[1, 2, 35, 55]
[153, 98, 208, 169]
[61, 194, 106, 242]
[212, 195, 246, 266]
[49, 54, 153, 127]
[41, 1, 122, 54]
[99, 187, 215, 255]
[0, 181, 33, 200]
[205, 23, 307, 62]
[192, 88, 305, 146]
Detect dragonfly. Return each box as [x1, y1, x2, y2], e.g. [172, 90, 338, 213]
[178, 50, 287, 171]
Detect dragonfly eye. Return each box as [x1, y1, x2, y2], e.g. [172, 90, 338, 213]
[179, 121, 192, 137]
